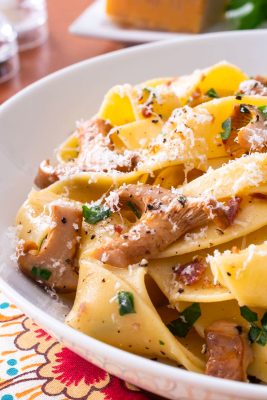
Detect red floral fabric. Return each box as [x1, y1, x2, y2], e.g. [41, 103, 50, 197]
[0, 293, 163, 400]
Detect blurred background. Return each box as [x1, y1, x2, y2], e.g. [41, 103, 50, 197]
[1, 0, 266, 103]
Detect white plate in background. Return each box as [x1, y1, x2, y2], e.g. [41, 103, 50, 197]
[69, 0, 232, 43]
[2, 31, 267, 400]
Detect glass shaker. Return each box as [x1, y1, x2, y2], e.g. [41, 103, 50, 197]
[0, 12, 19, 83]
[0, 0, 48, 51]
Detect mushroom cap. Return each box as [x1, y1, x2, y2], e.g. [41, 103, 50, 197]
[17, 203, 82, 293]
[92, 184, 239, 268]
[205, 320, 253, 381]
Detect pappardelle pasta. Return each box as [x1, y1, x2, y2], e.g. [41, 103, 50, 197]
[15, 61, 267, 383]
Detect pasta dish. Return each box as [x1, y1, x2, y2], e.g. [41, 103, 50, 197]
[14, 62, 267, 383]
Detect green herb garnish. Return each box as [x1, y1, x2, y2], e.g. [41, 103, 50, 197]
[118, 291, 136, 316]
[159, 340, 165, 345]
[143, 87, 151, 94]
[82, 204, 111, 225]
[31, 266, 51, 281]
[220, 117, 232, 141]
[167, 303, 201, 338]
[127, 201, 141, 219]
[142, 87, 156, 99]
[258, 105, 267, 118]
[205, 88, 219, 98]
[178, 195, 187, 207]
[240, 305, 258, 322]
[257, 329, 267, 346]
[249, 325, 262, 342]
[240, 306, 267, 346]
[261, 312, 267, 328]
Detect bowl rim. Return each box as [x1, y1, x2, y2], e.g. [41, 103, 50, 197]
[1, 29, 267, 398]
[2, 28, 267, 110]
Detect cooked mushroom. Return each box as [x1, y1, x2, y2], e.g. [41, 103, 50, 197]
[34, 160, 59, 189]
[17, 203, 82, 292]
[34, 118, 140, 188]
[223, 104, 267, 157]
[238, 79, 267, 96]
[205, 320, 253, 381]
[237, 105, 267, 152]
[35, 118, 113, 189]
[254, 75, 267, 86]
[92, 184, 240, 268]
[76, 118, 139, 173]
[75, 117, 113, 171]
[173, 257, 206, 286]
[207, 197, 241, 230]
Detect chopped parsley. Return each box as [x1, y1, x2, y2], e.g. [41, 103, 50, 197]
[142, 87, 156, 99]
[167, 303, 201, 338]
[159, 340, 165, 345]
[177, 195, 187, 207]
[82, 204, 111, 225]
[220, 117, 232, 141]
[258, 105, 267, 118]
[118, 291, 136, 316]
[205, 88, 219, 98]
[126, 201, 141, 219]
[31, 266, 51, 281]
[240, 305, 258, 322]
[240, 306, 267, 346]
[143, 87, 151, 94]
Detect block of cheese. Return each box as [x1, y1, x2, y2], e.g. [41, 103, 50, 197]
[106, 0, 226, 34]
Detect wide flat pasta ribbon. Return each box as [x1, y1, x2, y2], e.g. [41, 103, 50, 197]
[66, 256, 205, 373]
[209, 243, 267, 308]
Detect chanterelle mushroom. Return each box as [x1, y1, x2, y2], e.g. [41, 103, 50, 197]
[91, 184, 240, 268]
[238, 78, 267, 96]
[76, 118, 138, 173]
[205, 320, 253, 381]
[223, 104, 267, 157]
[17, 203, 82, 292]
[34, 159, 59, 189]
[34, 117, 139, 189]
[237, 105, 267, 153]
[35, 118, 112, 189]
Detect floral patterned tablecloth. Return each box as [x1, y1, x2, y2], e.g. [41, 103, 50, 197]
[0, 292, 162, 400]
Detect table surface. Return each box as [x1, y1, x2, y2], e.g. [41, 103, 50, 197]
[0, 0, 123, 104]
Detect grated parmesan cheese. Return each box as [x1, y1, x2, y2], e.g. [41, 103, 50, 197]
[236, 244, 256, 279]
[184, 226, 208, 243]
[105, 190, 120, 212]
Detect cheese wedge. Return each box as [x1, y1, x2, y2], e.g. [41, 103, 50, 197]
[106, 0, 226, 33]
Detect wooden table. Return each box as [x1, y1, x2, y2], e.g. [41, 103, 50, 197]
[0, 0, 123, 104]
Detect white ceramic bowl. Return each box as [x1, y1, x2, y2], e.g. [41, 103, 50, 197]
[1, 30, 267, 400]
